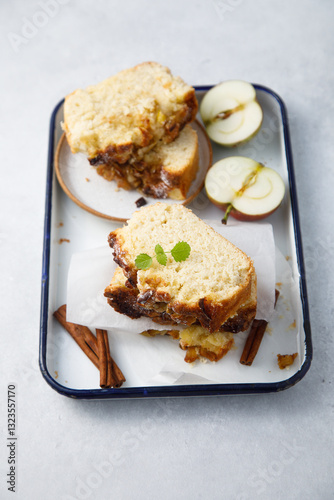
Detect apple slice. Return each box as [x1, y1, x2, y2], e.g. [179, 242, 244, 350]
[205, 156, 285, 222]
[200, 81, 263, 147]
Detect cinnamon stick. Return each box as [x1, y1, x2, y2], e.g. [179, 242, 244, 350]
[53, 305, 99, 369]
[53, 305, 126, 388]
[240, 319, 268, 366]
[96, 329, 108, 388]
[103, 330, 114, 388]
[110, 361, 126, 388]
[100, 329, 126, 388]
[240, 289, 280, 366]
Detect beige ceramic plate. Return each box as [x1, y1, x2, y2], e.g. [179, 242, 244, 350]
[55, 120, 212, 222]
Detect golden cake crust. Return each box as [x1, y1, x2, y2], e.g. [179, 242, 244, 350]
[95, 125, 199, 199]
[104, 267, 256, 333]
[63, 62, 198, 164]
[107, 203, 256, 332]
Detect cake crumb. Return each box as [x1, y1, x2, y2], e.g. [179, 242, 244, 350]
[135, 196, 147, 208]
[85, 177, 90, 182]
[59, 238, 70, 244]
[54, 371, 58, 379]
[277, 353, 297, 369]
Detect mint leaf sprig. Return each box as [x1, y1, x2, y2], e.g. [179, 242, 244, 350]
[135, 241, 191, 270]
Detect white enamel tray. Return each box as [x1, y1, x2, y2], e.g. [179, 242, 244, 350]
[39, 85, 312, 399]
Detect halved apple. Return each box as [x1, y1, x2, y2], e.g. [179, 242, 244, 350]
[200, 81, 263, 147]
[205, 156, 285, 222]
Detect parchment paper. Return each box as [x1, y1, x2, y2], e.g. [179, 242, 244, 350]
[66, 221, 275, 329]
[65, 221, 302, 385]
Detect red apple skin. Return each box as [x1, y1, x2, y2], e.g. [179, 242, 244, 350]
[207, 195, 282, 222]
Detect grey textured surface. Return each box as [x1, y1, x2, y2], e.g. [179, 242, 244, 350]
[1, 1, 333, 499]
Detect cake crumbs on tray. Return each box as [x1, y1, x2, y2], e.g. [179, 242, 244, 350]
[282, 298, 290, 311]
[200, 357, 209, 364]
[54, 371, 58, 379]
[59, 238, 70, 244]
[277, 353, 298, 369]
[56, 222, 63, 228]
[135, 196, 147, 208]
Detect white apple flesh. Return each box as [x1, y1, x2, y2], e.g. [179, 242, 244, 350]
[200, 81, 263, 147]
[205, 156, 285, 222]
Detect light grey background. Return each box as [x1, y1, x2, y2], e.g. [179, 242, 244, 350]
[1, 1, 333, 499]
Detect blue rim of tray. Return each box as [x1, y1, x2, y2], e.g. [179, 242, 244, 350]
[39, 84, 312, 399]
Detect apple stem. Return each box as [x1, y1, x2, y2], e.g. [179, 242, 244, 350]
[222, 204, 233, 225]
